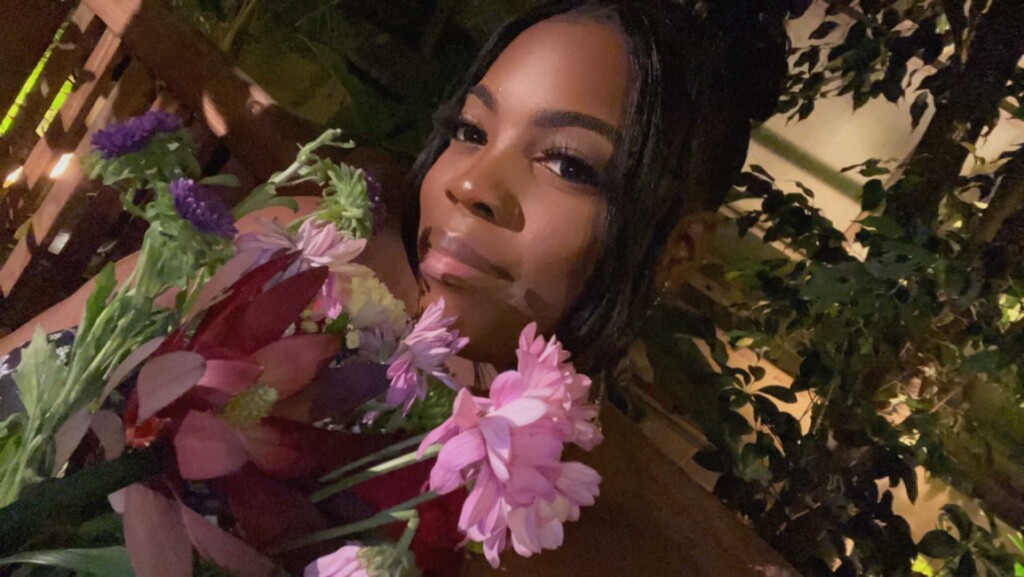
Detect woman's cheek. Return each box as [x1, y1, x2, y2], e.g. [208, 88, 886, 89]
[519, 194, 606, 316]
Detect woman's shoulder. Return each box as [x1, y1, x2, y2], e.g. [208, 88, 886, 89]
[460, 407, 798, 576]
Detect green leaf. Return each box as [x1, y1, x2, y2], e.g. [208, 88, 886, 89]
[953, 552, 976, 577]
[861, 179, 886, 212]
[0, 547, 133, 577]
[809, 20, 839, 40]
[14, 328, 68, 418]
[961, 350, 999, 374]
[79, 264, 116, 341]
[757, 385, 798, 404]
[748, 366, 767, 382]
[911, 92, 930, 129]
[917, 530, 963, 558]
[860, 215, 904, 238]
[198, 174, 241, 187]
[232, 184, 298, 220]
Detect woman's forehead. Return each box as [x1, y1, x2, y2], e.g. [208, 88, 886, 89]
[474, 18, 631, 131]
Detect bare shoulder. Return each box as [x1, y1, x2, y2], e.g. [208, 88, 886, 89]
[460, 407, 798, 576]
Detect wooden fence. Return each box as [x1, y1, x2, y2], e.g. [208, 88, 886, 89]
[0, 0, 321, 333]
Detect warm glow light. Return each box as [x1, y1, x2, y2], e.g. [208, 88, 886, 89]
[48, 230, 71, 255]
[3, 166, 23, 188]
[49, 153, 75, 179]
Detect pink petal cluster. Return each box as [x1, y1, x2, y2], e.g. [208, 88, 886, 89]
[235, 217, 371, 314]
[417, 324, 601, 568]
[516, 324, 603, 451]
[385, 297, 469, 412]
[304, 544, 369, 577]
[304, 542, 420, 577]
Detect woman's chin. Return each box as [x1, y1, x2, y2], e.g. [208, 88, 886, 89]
[419, 288, 521, 369]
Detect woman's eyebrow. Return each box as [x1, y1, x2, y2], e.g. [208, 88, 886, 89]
[469, 83, 620, 142]
[469, 85, 496, 110]
[532, 110, 619, 142]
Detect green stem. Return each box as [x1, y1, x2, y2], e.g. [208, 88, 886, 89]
[311, 445, 440, 503]
[270, 492, 439, 554]
[319, 434, 427, 483]
[396, 511, 420, 552]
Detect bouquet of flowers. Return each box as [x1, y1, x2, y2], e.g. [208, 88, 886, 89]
[0, 112, 603, 577]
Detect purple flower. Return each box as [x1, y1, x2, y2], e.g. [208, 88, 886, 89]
[385, 297, 468, 413]
[91, 111, 183, 159]
[168, 178, 237, 238]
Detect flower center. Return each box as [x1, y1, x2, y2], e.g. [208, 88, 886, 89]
[221, 383, 279, 428]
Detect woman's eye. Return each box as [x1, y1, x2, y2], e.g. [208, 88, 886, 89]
[543, 154, 599, 186]
[453, 121, 487, 146]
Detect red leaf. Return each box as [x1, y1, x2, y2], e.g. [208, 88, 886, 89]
[174, 411, 248, 480]
[136, 352, 207, 422]
[122, 484, 192, 577]
[232, 267, 329, 356]
[250, 334, 341, 400]
[180, 501, 276, 577]
[221, 468, 330, 550]
[189, 252, 296, 358]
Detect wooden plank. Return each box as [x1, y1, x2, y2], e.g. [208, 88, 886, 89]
[0, 62, 154, 329]
[0, 7, 107, 248]
[0, 25, 124, 257]
[14, 26, 125, 194]
[0, 7, 105, 180]
[82, 0, 316, 182]
[0, 0, 70, 113]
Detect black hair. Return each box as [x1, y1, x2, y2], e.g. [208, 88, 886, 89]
[404, 0, 792, 373]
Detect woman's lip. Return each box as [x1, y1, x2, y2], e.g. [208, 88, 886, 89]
[419, 231, 512, 287]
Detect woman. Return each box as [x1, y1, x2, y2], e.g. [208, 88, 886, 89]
[0, 1, 794, 573]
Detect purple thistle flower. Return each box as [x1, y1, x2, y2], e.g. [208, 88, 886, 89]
[168, 178, 238, 238]
[91, 111, 183, 159]
[385, 297, 469, 413]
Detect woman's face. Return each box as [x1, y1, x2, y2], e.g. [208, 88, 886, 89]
[417, 17, 631, 366]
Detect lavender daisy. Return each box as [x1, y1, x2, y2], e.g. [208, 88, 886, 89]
[168, 178, 238, 238]
[91, 111, 183, 159]
[385, 297, 469, 413]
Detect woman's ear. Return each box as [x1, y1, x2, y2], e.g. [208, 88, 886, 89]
[654, 211, 717, 292]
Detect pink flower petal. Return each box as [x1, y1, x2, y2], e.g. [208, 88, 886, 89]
[197, 359, 263, 396]
[174, 411, 248, 480]
[101, 337, 165, 404]
[432, 430, 485, 494]
[91, 410, 125, 460]
[52, 409, 91, 475]
[452, 388, 481, 430]
[180, 503, 275, 577]
[477, 418, 511, 482]
[419, 420, 457, 458]
[136, 352, 207, 422]
[122, 484, 192, 577]
[491, 398, 549, 427]
[249, 334, 340, 399]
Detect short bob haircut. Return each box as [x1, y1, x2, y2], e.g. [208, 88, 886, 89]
[404, 0, 789, 373]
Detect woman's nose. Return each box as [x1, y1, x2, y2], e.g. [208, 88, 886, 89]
[445, 150, 523, 230]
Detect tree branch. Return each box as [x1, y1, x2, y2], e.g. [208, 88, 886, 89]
[885, 0, 1024, 232]
[970, 148, 1024, 248]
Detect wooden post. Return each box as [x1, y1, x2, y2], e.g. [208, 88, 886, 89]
[0, 62, 154, 330]
[0, 6, 107, 248]
[0, 0, 72, 114]
[82, 0, 317, 182]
